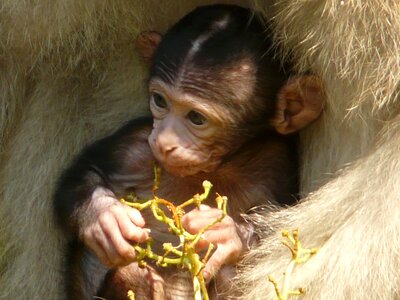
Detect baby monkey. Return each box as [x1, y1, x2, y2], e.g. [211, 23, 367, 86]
[54, 4, 323, 300]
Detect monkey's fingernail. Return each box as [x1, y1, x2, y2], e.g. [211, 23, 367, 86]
[127, 254, 137, 263]
[202, 269, 212, 283]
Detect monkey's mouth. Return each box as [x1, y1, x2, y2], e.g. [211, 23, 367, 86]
[150, 142, 220, 177]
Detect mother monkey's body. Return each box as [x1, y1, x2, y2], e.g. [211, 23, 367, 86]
[233, 1, 400, 299]
[54, 5, 322, 300]
[1, 1, 398, 300]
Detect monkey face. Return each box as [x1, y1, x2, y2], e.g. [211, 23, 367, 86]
[147, 81, 231, 177]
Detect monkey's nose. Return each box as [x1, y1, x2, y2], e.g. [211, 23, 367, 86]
[160, 144, 178, 158]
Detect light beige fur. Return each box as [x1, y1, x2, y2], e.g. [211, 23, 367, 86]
[2, 0, 400, 299]
[234, 1, 400, 299]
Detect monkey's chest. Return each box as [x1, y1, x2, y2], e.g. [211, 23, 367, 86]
[132, 171, 263, 222]
[133, 177, 207, 251]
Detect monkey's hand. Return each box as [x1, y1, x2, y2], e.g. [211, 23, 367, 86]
[181, 204, 244, 282]
[78, 186, 149, 267]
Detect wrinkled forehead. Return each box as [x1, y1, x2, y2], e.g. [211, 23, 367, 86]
[150, 6, 263, 101]
[148, 77, 235, 126]
[151, 56, 257, 106]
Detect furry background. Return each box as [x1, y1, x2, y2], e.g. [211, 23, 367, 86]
[1, 1, 400, 299]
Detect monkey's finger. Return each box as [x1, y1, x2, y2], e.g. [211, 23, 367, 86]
[100, 236, 126, 266]
[86, 223, 123, 266]
[83, 226, 112, 266]
[126, 206, 146, 227]
[112, 207, 149, 243]
[182, 210, 223, 232]
[184, 217, 230, 235]
[202, 246, 228, 282]
[196, 225, 239, 251]
[118, 216, 149, 243]
[200, 230, 227, 245]
[202, 229, 243, 258]
[196, 230, 238, 255]
[194, 236, 211, 250]
[98, 210, 136, 264]
[203, 239, 243, 283]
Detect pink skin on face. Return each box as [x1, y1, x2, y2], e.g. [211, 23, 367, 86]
[148, 82, 224, 177]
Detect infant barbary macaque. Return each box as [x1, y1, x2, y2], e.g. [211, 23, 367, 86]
[54, 4, 323, 299]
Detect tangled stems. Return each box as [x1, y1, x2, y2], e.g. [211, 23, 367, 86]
[268, 229, 318, 300]
[120, 166, 228, 300]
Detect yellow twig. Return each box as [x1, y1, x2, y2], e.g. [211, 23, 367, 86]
[269, 229, 318, 300]
[121, 166, 228, 300]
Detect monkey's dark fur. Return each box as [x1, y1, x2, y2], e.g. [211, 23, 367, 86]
[54, 5, 303, 299]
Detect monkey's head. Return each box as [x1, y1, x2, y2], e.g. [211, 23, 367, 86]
[136, 5, 324, 177]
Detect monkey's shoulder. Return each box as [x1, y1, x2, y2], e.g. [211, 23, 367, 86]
[71, 116, 154, 180]
[230, 134, 297, 170]
[98, 116, 155, 171]
[83, 116, 156, 197]
[109, 116, 153, 141]
[87, 116, 153, 154]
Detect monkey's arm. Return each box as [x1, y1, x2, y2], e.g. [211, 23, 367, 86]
[54, 117, 153, 266]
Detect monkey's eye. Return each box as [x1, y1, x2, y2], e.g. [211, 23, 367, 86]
[187, 110, 207, 126]
[152, 93, 168, 109]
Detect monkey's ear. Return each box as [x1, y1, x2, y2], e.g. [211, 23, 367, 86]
[273, 75, 324, 135]
[135, 31, 162, 66]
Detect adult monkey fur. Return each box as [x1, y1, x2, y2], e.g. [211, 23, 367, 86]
[54, 5, 323, 299]
[233, 1, 400, 299]
[0, 1, 400, 300]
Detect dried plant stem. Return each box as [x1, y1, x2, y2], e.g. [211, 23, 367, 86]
[120, 165, 228, 300]
[268, 229, 318, 300]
